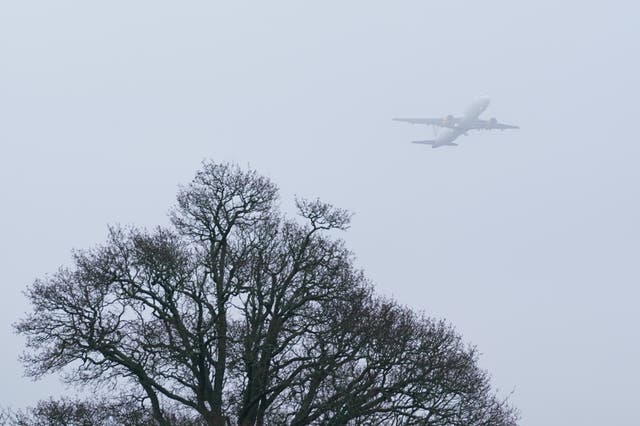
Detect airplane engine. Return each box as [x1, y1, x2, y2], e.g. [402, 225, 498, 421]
[489, 117, 497, 125]
[442, 114, 455, 126]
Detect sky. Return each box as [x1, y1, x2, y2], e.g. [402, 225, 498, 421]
[1, 1, 639, 424]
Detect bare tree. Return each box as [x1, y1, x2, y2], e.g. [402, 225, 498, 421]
[1, 397, 204, 426]
[15, 161, 518, 425]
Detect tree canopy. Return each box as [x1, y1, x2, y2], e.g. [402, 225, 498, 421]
[14, 161, 518, 425]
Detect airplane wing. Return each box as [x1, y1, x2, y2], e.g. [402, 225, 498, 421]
[393, 116, 460, 129]
[471, 119, 519, 130]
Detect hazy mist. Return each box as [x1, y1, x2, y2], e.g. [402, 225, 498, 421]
[1, 2, 638, 425]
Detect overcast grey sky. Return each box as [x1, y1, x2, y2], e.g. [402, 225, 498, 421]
[1, 1, 639, 424]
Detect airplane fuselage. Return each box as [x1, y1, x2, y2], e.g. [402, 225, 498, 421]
[457, 96, 490, 130]
[433, 97, 490, 147]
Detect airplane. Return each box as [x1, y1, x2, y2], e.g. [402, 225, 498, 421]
[393, 97, 518, 148]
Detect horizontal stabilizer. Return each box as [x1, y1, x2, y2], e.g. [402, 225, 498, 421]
[411, 140, 458, 148]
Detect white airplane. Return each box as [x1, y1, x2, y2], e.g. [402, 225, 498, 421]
[394, 97, 518, 148]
